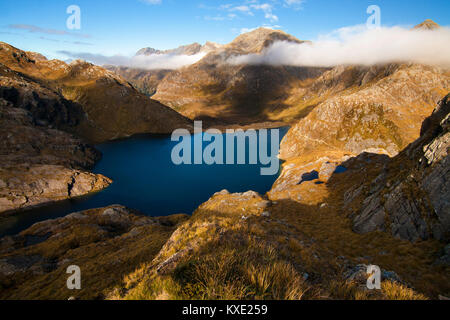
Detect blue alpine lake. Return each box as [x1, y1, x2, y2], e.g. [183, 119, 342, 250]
[0, 127, 288, 236]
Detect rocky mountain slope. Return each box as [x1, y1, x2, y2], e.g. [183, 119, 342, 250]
[106, 28, 324, 126]
[152, 28, 326, 125]
[108, 25, 448, 136]
[0, 42, 192, 143]
[0, 64, 111, 213]
[279, 63, 450, 159]
[272, 94, 449, 242]
[1, 96, 448, 300]
[348, 94, 449, 241]
[103, 66, 171, 97]
[104, 42, 222, 97]
[0, 20, 449, 300]
[0, 41, 193, 214]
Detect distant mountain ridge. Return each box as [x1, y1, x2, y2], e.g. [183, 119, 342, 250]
[136, 41, 222, 56]
[109, 23, 448, 132]
[108, 27, 307, 100]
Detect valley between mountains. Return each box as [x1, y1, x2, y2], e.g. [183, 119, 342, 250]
[0, 21, 449, 300]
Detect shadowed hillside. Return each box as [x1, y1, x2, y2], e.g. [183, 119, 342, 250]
[0, 42, 192, 143]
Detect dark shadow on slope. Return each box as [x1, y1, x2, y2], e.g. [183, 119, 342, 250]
[195, 65, 328, 124]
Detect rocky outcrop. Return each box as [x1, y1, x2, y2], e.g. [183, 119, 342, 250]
[0, 164, 111, 213]
[108, 183, 443, 300]
[225, 28, 303, 54]
[348, 94, 450, 241]
[0, 64, 86, 132]
[0, 205, 188, 299]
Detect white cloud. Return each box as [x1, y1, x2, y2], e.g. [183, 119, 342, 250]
[251, 3, 271, 11]
[131, 52, 207, 69]
[250, 3, 278, 22]
[231, 5, 253, 14]
[58, 51, 208, 70]
[264, 12, 278, 22]
[228, 25, 450, 68]
[284, 0, 304, 8]
[216, 2, 278, 22]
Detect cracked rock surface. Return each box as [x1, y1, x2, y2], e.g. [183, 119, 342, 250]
[349, 94, 450, 241]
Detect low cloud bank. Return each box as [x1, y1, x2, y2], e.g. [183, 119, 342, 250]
[228, 25, 450, 67]
[58, 51, 207, 70]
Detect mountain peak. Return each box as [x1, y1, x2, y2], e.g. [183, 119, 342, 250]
[136, 47, 160, 56]
[202, 41, 223, 52]
[238, 27, 289, 39]
[227, 27, 303, 54]
[136, 43, 204, 56]
[413, 19, 440, 30]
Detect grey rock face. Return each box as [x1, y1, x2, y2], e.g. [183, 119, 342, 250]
[352, 194, 386, 234]
[101, 206, 133, 228]
[351, 94, 450, 242]
[386, 183, 430, 241]
[344, 264, 404, 286]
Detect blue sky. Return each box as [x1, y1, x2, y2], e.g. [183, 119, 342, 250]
[1, 0, 449, 60]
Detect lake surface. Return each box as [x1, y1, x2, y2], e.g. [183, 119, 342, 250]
[0, 127, 288, 236]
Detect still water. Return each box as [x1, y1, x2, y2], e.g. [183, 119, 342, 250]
[0, 127, 288, 236]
